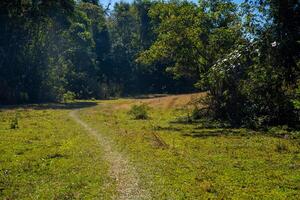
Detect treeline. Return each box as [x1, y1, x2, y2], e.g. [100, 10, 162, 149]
[0, 0, 299, 128]
[137, 0, 300, 128]
[0, 0, 193, 104]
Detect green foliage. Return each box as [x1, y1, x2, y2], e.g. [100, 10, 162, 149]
[190, 106, 202, 121]
[275, 142, 289, 153]
[292, 80, 300, 110]
[10, 113, 19, 129]
[268, 126, 291, 138]
[1, 0, 300, 198]
[0, 0, 192, 104]
[192, 1, 300, 128]
[63, 91, 76, 103]
[138, 0, 241, 82]
[128, 104, 149, 120]
[0, 0, 299, 130]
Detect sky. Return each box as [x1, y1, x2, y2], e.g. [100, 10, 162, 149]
[99, 0, 244, 7]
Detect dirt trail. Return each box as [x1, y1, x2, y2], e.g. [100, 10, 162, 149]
[69, 109, 149, 200]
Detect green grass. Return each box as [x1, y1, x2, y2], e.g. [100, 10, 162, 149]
[79, 100, 300, 199]
[1, 100, 300, 199]
[0, 104, 115, 199]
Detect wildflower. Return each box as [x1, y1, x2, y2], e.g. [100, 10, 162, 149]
[271, 41, 277, 47]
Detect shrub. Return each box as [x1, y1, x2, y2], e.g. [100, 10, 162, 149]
[19, 92, 29, 102]
[10, 113, 19, 129]
[63, 91, 76, 103]
[190, 106, 203, 120]
[197, 42, 299, 128]
[268, 126, 290, 137]
[275, 142, 289, 153]
[128, 104, 149, 120]
[292, 84, 300, 109]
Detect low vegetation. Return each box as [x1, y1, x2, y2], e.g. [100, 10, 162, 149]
[62, 91, 76, 103]
[78, 97, 300, 199]
[1, 0, 299, 131]
[0, 104, 115, 199]
[9, 113, 19, 129]
[0, 0, 299, 199]
[0, 94, 299, 199]
[128, 104, 150, 120]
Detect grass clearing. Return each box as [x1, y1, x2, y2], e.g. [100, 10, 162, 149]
[79, 98, 300, 199]
[0, 104, 115, 199]
[0, 95, 299, 199]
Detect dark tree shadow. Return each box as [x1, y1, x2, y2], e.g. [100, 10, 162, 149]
[153, 125, 183, 132]
[182, 129, 253, 138]
[0, 101, 98, 110]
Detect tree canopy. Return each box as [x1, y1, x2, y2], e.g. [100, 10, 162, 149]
[0, 0, 299, 128]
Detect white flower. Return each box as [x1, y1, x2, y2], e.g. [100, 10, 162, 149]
[271, 41, 277, 47]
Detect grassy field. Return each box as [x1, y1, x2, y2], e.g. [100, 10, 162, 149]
[79, 95, 300, 200]
[1, 95, 300, 199]
[0, 103, 115, 199]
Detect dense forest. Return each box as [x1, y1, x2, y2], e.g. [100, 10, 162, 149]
[0, 0, 299, 128]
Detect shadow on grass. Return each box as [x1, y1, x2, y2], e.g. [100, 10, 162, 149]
[152, 125, 183, 132]
[152, 123, 249, 138]
[182, 128, 254, 138]
[0, 101, 98, 110]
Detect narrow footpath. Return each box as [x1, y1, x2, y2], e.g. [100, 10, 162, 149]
[69, 109, 149, 200]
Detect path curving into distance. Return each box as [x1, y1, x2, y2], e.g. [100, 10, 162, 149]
[69, 109, 149, 200]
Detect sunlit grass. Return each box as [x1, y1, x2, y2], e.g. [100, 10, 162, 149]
[1, 99, 299, 199]
[79, 100, 300, 199]
[0, 104, 115, 199]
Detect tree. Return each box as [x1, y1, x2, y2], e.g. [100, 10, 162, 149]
[138, 0, 241, 84]
[0, 0, 76, 103]
[202, 0, 300, 127]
